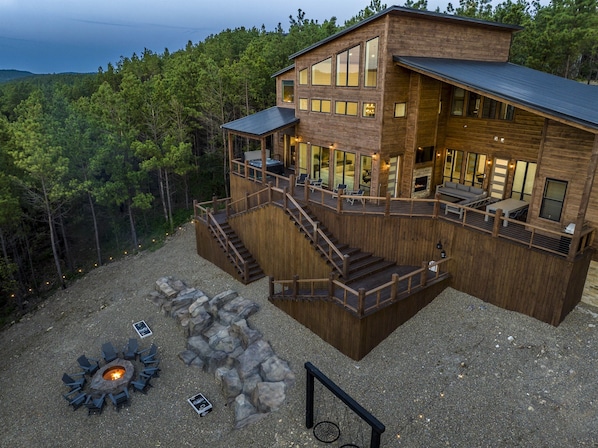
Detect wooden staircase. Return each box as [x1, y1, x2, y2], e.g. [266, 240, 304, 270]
[212, 219, 265, 284]
[286, 204, 396, 283]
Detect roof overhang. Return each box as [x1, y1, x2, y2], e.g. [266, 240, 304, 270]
[221, 106, 299, 138]
[395, 56, 598, 133]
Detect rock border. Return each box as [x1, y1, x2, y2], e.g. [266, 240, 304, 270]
[150, 276, 295, 429]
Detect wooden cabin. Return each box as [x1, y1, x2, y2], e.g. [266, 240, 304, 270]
[196, 6, 598, 360]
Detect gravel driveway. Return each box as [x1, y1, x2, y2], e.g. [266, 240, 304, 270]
[1, 223, 597, 447]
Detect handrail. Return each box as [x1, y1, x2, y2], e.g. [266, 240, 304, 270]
[206, 211, 248, 280]
[268, 258, 452, 317]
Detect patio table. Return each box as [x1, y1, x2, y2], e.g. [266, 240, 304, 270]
[484, 198, 528, 227]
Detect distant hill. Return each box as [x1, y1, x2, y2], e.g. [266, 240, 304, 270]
[0, 70, 36, 83]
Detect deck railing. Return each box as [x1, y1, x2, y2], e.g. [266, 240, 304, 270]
[226, 168, 595, 261]
[268, 257, 451, 317]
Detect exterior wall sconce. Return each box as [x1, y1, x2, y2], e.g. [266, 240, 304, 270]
[436, 241, 443, 250]
[494, 136, 505, 143]
[509, 162, 516, 169]
[440, 249, 447, 258]
[487, 159, 492, 166]
[436, 152, 441, 158]
[373, 152, 378, 160]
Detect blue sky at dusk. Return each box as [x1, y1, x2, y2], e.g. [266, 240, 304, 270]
[0, 1, 448, 74]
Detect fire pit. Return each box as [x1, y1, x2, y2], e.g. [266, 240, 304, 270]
[90, 359, 134, 397]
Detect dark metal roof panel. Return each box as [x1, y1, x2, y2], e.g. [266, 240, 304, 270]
[289, 6, 521, 60]
[271, 64, 294, 78]
[395, 56, 598, 131]
[221, 106, 298, 137]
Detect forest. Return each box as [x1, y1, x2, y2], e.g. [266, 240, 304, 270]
[0, 0, 596, 323]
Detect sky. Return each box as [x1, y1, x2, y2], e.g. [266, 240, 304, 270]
[0, 0, 449, 74]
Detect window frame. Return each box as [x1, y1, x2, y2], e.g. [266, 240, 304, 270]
[394, 102, 407, 118]
[335, 100, 358, 116]
[311, 99, 331, 113]
[362, 102, 376, 118]
[282, 80, 294, 103]
[539, 178, 567, 222]
[311, 58, 332, 86]
[336, 44, 360, 87]
[364, 37, 379, 87]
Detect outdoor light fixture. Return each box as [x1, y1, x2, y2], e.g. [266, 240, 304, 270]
[441, 250, 447, 258]
[436, 241, 442, 250]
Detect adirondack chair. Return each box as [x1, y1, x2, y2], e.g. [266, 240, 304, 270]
[62, 372, 86, 391]
[141, 363, 161, 378]
[109, 388, 130, 412]
[138, 343, 158, 365]
[77, 354, 99, 375]
[130, 374, 152, 394]
[84, 394, 106, 416]
[101, 342, 118, 363]
[122, 338, 138, 360]
[63, 387, 87, 411]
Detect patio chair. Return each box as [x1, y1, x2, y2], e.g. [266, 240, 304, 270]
[77, 354, 100, 375]
[346, 189, 365, 205]
[63, 387, 87, 411]
[332, 184, 347, 198]
[141, 363, 161, 378]
[309, 178, 323, 192]
[84, 394, 106, 416]
[130, 374, 153, 394]
[62, 372, 86, 391]
[101, 341, 119, 363]
[122, 338, 138, 361]
[295, 173, 308, 186]
[138, 343, 158, 365]
[109, 388, 130, 412]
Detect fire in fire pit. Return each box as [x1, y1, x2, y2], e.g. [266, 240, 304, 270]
[103, 366, 126, 381]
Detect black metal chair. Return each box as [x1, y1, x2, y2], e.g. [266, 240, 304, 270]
[138, 343, 158, 365]
[63, 387, 87, 411]
[101, 342, 119, 363]
[122, 338, 138, 361]
[130, 374, 152, 394]
[62, 372, 86, 391]
[84, 394, 106, 416]
[77, 354, 100, 375]
[109, 388, 130, 412]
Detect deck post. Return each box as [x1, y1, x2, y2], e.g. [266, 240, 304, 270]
[328, 272, 335, 299]
[492, 208, 503, 237]
[292, 275, 299, 299]
[433, 193, 440, 218]
[290, 174, 296, 196]
[268, 182, 273, 204]
[420, 261, 428, 287]
[391, 273, 399, 300]
[343, 254, 349, 279]
[337, 188, 344, 213]
[244, 192, 249, 212]
[283, 187, 288, 211]
[268, 276, 274, 297]
[358, 289, 366, 316]
[385, 192, 391, 217]
[212, 195, 218, 212]
[304, 182, 309, 202]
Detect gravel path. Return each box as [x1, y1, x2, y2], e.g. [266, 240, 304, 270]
[1, 223, 597, 447]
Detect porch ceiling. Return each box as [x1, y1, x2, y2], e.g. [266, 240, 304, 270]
[221, 106, 298, 138]
[395, 56, 598, 133]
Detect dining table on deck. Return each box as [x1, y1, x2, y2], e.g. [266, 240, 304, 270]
[484, 198, 528, 227]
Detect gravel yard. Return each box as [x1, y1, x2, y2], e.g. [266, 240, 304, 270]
[1, 223, 597, 447]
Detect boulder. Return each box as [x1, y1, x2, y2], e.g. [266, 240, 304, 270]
[252, 382, 286, 413]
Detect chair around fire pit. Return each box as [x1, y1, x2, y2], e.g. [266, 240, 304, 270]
[63, 387, 87, 411]
[138, 343, 158, 365]
[77, 354, 100, 375]
[141, 363, 161, 378]
[62, 372, 86, 391]
[123, 338, 138, 361]
[109, 388, 130, 412]
[101, 342, 119, 363]
[130, 374, 153, 394]
[85, 394, 106, 416]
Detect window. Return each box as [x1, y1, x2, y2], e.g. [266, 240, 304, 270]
[444, 149, 464, 183]
[499, 103, 515, 120]
[394, 102, 407, 117]
[311, 99, 331, 113]
[415, 146, 434, 164]
[311, 145, 330, 185]
[364, 37, 378, 87]
[335, 101, 358, 116]
[334, 150, 356, 191]
[464, 153, 487, 187]
[511, 161, 536, 201]
[282, 80, 294, 103]
[359, 155, 372, 194]
[540, 179, 567, 221]
[467, 93, 481, 117]
[298, 142, 308, 175]
[481, 98, 498, 118]
[336, 45, 360, 87]
[299, 68, 308, 85]
[451, 88, 465, 116]
[362, 102, 376, 118]
[312, 58, 331, 85]
[299, 98, 309, 110]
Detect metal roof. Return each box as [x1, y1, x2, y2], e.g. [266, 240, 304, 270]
[395, 56, 598, 132]
[220, 106, 298, 137]
[289, 6, 521, 60]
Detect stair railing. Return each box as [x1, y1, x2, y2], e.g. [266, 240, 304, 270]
[205, 209, 249, 280]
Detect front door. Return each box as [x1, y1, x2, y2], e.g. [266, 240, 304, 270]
[490, 158, 509, 199]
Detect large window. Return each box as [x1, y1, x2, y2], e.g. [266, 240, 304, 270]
[359, 155, 372, 194]
[311, 99, 331, 113]
[540, 179, 567, 221]
[334, 150, 356, 191]
[336, 45, 360, 87]
[511, 161, 537, 201]
[335, 101, 358, 116]
[444, 149, 464, 183]
[451, 87, 514, 121]
[464, 152, 487, 187]
[364, 37, 378, 87]
[282, 80, 294, 103]
[451, 88, 465, 116]
[299, 98, 309, 110]
[311, 145, 330, 185]
[312, 58, 331, 85]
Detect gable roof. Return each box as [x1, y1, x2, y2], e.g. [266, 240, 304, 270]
[220, 106, 298, 137]
[395, 56, 598, 132]
[289, 6, 521, 60]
